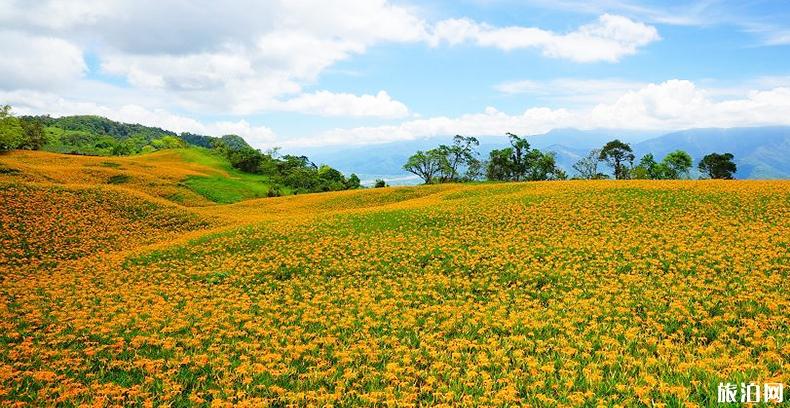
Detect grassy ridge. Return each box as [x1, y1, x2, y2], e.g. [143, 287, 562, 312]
[0, 148, 284, 205]
[0, 151, 787, 406]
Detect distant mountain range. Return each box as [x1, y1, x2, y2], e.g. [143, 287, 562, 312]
[296, 127, 790, 183]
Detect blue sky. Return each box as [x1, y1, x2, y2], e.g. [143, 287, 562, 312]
[1, 0, 789, 149]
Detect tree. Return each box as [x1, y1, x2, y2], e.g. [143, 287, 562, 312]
[437, 135, 479, 182]
[486, 148, 514, 181]
[464, 157, 484, 181]
[572, 149, 601, 179]
[227, 147, 263, 173]
[19, 117, 46, 150]
[525, 150, 564, 181]
[0, 105, 25, 151]
[486, 133, 565, 182]
[403, 149, 445, 184]
[661, 150, 693, 179]
[599, 139, 634, 180]
[374, 179, 387, 188]
[506, 133, 531, 181]
[632, 153, 659, 179]
[699, 153, 737, 179]
[345, 174, 361, 189]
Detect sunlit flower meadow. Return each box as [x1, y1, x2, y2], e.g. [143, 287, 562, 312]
[0, 153, 788, 406]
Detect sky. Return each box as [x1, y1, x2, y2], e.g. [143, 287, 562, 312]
[1, 0, 789, 151]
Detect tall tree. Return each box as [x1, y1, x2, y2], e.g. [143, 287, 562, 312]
[661, 150, 693, 179]
[506, 132, 531, 181]
[403, 149, 445, 184]
[572, 149, 602, 179]
[698, 153, 737, 179]
[599, 139, 634, 180]
[437, 135, 480, 182]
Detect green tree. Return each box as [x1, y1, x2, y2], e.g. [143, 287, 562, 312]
[632, 153, 660, 179]
[403, 149, 445, 184]
[345, 174, 361, 189]
[227, 147, 264, 173]
[0, 105, 25, 151]
[599, 139, 634, 180]
[698, 153, 737, 179]
[374, 179, 386, 188]
[506, 133, 531, 181]
[525, 150, 564, 181]
[437, 135, 480, 182]
[486, 148, 514, 181]
[19, 117, 46, 150]
[151, 135, 186, 150]
[661, 150, 693, 179]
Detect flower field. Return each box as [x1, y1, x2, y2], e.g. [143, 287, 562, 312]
[0, 152, 788, 406]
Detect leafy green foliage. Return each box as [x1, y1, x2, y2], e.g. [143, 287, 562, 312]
[486, 133, 565, 181]
[632, 150, 693, 180]
[403, 149, 446, 183]
[599, 139, 635, 180]
[661, 150, 693, 179]
[0, 105, 25, 151]
[208, 138, 358, 195]
[699, 153, 737, 179]
[436, 135, 481, 182]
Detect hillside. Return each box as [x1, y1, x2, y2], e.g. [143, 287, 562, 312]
[1, 151, 788, 405]
[23, 115, 253, 156]
[0, 148, 283, 205]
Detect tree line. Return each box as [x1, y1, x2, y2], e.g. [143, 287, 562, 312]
[573, 139, 737, 180]
[403, 133, 566, 184]
[404, 134, 738, 183]
[212, 142, 361, 194]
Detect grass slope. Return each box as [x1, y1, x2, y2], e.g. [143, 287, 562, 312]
[0, 148, 281, 205]
[0, 152, 788, 407]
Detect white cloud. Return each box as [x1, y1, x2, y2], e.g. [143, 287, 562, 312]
[430, 14, 659, 62]
[0, 0, 427, 116]
[0, 31, 86, 89]
[274, 91, 409, 118]
[0, 0, 661, 119]
[284, 80, 790, 147]
[588, 80, 790, 129]
[495, 78, 648, 104]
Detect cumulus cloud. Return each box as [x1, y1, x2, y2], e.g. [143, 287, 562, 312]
[430, 14, 659, 62]
[0, 0, 662, 119]
[0, 31, 86, 90]
[284, 80, 790, 147]
[0, 0, 427, 116]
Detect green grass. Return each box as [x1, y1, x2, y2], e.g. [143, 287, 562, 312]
[175, 147, 237, 172]
[182, 175, 274, 204]
[174, 148, 293, 204]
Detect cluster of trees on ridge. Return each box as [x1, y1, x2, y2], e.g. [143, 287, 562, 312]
[403, 133, 566, 184]
[0, 105, 360, 195]
[213, 142, 361, 194]
[404, 134, 738, 183]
